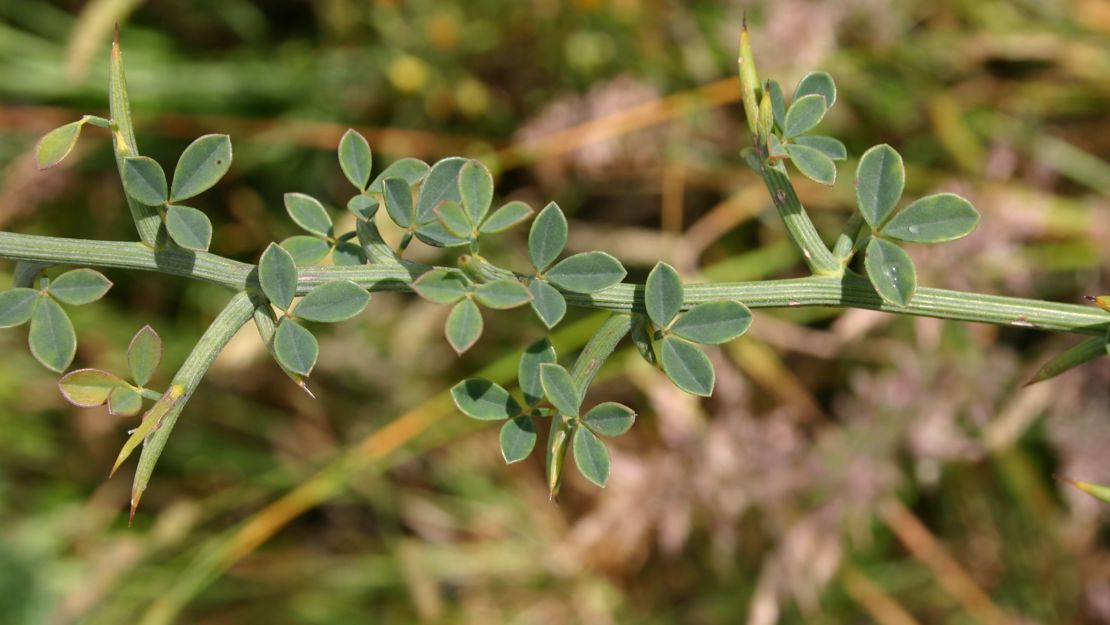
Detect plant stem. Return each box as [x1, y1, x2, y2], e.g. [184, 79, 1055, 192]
[1, 231, 1107, 335]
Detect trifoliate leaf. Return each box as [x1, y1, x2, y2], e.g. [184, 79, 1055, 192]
[347, 194, 379, 221]
[434, 200, 473, 239]
[546, 252, 626, 293]
[458, 159, 494, 225]
[445, 298, 482, 354]
[793, 71, 837, 108]
[480, 201, 533, 234]
[58, 368, 126, 407]
[519, 337, 557, 407]
[281, 236, 332, 266]
[338, 129, 373, 191]
[294, 281, 370, 323]
[539, 363, 580, 417]
[529, 279, 566, 328]
[793, 135, 846, 161]
[0, 288, 41, 327]
[881, 193, 980, 243]
[573, 427, 610, 487]
[670, 301, 753, 344]
[767, 79, 786, 130]
[783, 94, 827, 138]
[127, 325, 162, 387]
[864, 237, 917, 306]
[48, 268, 112, 306]
[366, 158, 430, 194]
[582, 402, 636, 437]
[29, 295, 76, 373]
[658, 336, 714, 397]
[528, 202, 567, 272]
[383, 177, 416, 229]
[170, 134, 232, 202]
[416, 157, 466, 224]
[785, 143, 836, 185]
[274, 319, 318, 376]
[450, 378, 521, 420]
[412, 269, 470, 304]
[474, 279, 531, 309]
[258, 243, 298, 311]
[856, 144, 905, 229]
[122, 156, 169, 206]
[108, 385, 143, 417]
[500, 416, 537, 464]
[164, 204, 212, 251]
[645, 261, 684, 328]
[284, 193, 333, 238]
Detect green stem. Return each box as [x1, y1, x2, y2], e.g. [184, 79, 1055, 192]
[1, 231, 1106, 335]
[129, 291, 256, 517]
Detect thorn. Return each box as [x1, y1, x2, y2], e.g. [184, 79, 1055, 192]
[113, 22, 120, 46]
[1053, 473, 1079, 487]
[297, 380, 316, 399]
[742, 11, 748, 30]
[128, 495, 139, 527]
[1085, 295, 1097, 302]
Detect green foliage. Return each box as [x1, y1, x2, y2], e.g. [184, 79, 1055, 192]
[58, 368, 126, 407]
[122, 156, 169, 206]
[865, 237, 917, 306]
[412, 269, 471, 304]
[581, 402, 636, 437]
[170, 134, 233, 203]
[856, 145, 905, 229]
[658, 336, 715, 396]
[274, 320, 318, 376]
[784, 143, 836, 185]
[0, 288, 41, 327]
[881, 193, 980, 243]
[164, 205, 213, 251]
[670, 301, 752, 344]
[29, 295, 76, 373]
[128, 325, 162, 387]
[451, 379, 521, 421]
[258, 243, 298, 311]
[284, 193, 333, 238]
[645, 262, 684, 328]
[545, 252, 626, 293]
[528, 279, 566, 328]
[35, 117, 105, 170]
[793, 71, 837, 107]
[572, 427, 610, 487]
[1027, 335, 1107, 385]
[540, 363, 581, 418]
[473, 279, 532, 309]
[783, 94, 827, 138]
[58, 324, 163, 417]
[528, 202, 568, 272]
[47, 268, 112, 305]
[294, 281, 370, 323]
[338, 129, 373, 191]
[445, 298, 483, 354]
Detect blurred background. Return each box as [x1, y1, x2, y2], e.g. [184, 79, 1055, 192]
[1, 1, 1109, 623]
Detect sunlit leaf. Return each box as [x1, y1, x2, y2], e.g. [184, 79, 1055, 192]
[767, 79, 786, 130]
[793, 135, 846, 161]
[58, 368, 126, 407]
[122, 156, 168, 206]
[539, 362, 580, 417]
[330, 242, 366, 266]
[347, 194, 379, 221]
[366, 158, 430, 194]
[258, 243, 298, 311]
[450, 378, 521, 420]
[274, 319, 318, 376]
[36, 119, 86, 170]
[856, 144, 905, 229]
[284, 193, 333, 238]
[170, 134, 232, 202]
[783, 94, 827, 138]
[528, 279, 566, 328]
[529, 202, 567, 272]
[383, 177, 416, 229]
[670, 300, 753, 344]
[518, 337, 557, 407]
[108, 385, 143, 416]
[28, 295, 76, 373]
[416, 157, 466, 224]
[128, 325, 162, 387]
[658, 336, 714, 396]
[294, 281, 369, 323]
[434, 200, 473, 239]
[164, 204, 213, 251]
[793, 71, 837, 108]
[1026, 336, 1106, 385]
[458, 159, 494, 225]
[785, 143, 836, 185]
[645, 261, 683, 328]
[412, 269, 470, 304]
[546, 252, 626, 293]
[48, 268, 113, 306]
[445, 298, 482, 354]
[582, 402, 635, 437]
[0, 288, 41, 327]
[881, 193, 980, 243]
[500, 416, 537, 463]
[864, 237, 917, 306]
[338, 129, 373, 191]
[281, 236, 331, 266]
[480, 201, 533, 234]
[573, 427, 610, 487]
[474, 279, 531, 309]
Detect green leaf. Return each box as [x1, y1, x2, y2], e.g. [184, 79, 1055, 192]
[474, 279, 531, 309]
[280, 236, 331, 266]
[445, 298, 483, 354]
[1059, 477, 1110, 504]
[122, 156, 169, 205]
[793, 71, 837, 108]
[864, 237, 917, 306]
[413, 269, 471, 304]
[382, 177, 416, 228]
[58, 368, 126, 406]
[36, 120, 85, 170]
[881, 193, 980, 243]
[546, 252, 626, 293]
[450, 378, 521, 420]
[127, 325, 162, 387]
[434, 200, 473, 238]
[658, 336, 714, 396]
[546, 418, 573, 499]
[414, 221, 470, 248]
[48, 268, 113, 305]
[338, 129, 373, 190]
[274, 320, 318, 376]
[572, 427, 610, 487]
[767, 79, 786, 130]
[367, 158, 430, 194]
[284, 193, 333, 238]
[500, 416, 537, 463]
[347, 194, 379, 221]
[416, 157, 466, 223]
[108, 385, 143, 417]
[0, 288, 41, 327]
[785, 143, 837, 185]
[480, 201, 533, 234]
[258, 243, 298, 311]
[582, 402, 636, 437]
[793, 135, 846, 160]
[1027, 336, 1106, 385]
[856, 144, 905, 229]
[331, 242, 366, 266]
[539, 363, 580, 417]
[528, 279, 566, 328]
[294, 281, 370, 323]
[768, 134, 789, 159]
[529, 202, 568, 272]
[170, 134, 232, 202]
[28, 295, 76, 373]
[458, 159, 494, 225]
[518, 337, 557, 407]
[782, 94, 827, 138]
[111, 384, 186, 478]
[630, 314, 656, 365]
[671, 301, 753, 344]
[645, 262, 684, 328]
[164, 204, 213, 251]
